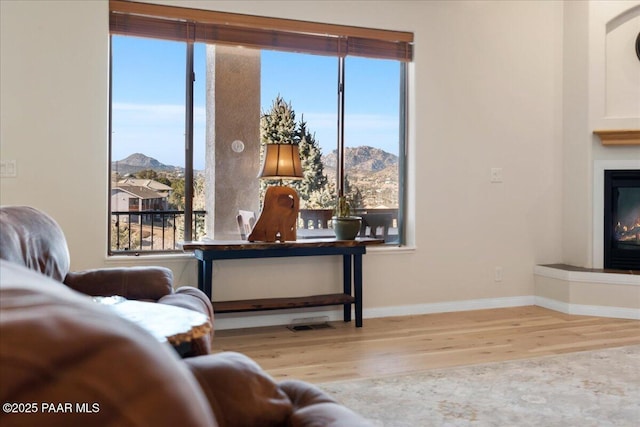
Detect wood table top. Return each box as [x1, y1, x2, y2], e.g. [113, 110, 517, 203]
[95, 297, 211, 346]
[181, 237, 384, 252]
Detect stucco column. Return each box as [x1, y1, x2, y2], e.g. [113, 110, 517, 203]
[205, 45, 261, 239]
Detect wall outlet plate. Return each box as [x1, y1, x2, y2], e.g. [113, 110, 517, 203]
[490, 167, 503, 183]
[0, 160, 17, 178]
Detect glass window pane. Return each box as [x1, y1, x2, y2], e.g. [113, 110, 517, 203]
[197, 47, 338, 239]
[344, 56, 401, 243]
[262, 51, 338, 235]
[110, 35, 406, 250]
[110, 36, 189, 252]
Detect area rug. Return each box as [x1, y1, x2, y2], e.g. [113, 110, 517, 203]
[319, 345, 640, 426]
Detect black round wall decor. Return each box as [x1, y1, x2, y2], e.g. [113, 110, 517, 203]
[636, 32, 640, 62]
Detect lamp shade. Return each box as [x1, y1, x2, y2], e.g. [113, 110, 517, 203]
[257, 143, 304, 180]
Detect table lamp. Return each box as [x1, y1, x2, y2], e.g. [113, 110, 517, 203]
[247, 143, 303, 242]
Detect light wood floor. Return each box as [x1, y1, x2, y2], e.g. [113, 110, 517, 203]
[211, 306, 640, 383]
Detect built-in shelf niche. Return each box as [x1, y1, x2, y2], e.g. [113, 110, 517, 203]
[593, 129, 640, 146]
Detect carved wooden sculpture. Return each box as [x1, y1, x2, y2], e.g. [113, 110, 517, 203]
[248, 186, 299, 242]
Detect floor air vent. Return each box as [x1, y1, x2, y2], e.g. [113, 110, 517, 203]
[287, 316, 334, 332]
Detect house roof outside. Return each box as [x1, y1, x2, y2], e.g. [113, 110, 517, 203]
[113, 178, 173, 200]
[118, 178, 172, 192]
[113, 184, 166, 200]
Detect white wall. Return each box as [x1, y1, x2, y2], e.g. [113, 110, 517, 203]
[561, 0, 591, 267]
[1, 1, 565, 326]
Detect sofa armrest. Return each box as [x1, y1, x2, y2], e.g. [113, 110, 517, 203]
[64, 266, 173, 300]
[164, 286, 214, 326]
[184, 352, 292, 427]
[280, 380, 373, 427]
[159, 286, 214, 356]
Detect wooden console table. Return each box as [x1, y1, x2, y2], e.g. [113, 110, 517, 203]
[181, 238, 383, 327]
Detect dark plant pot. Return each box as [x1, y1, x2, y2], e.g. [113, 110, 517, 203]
[332, 216, 362, 240]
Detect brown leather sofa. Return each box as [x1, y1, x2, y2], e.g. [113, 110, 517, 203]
[0, 260, 372, 426]
[0, 205, 214, 357]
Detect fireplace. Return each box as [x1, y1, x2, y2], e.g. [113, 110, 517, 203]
[603, 169, 640, 270]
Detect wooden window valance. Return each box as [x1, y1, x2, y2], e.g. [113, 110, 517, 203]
[109, 0, 413, 61]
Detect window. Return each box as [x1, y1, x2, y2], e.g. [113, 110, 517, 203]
[109, 0, 412, 254]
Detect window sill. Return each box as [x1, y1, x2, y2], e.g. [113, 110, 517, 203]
[367, 244, 416, 255]
[104, 252, 194, 265]
[105, 241, 416, 265]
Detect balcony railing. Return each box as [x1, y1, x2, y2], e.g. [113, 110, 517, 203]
[298, 208, 399, 243]
[111, 208, 399, 254]
[111, 210, 206, 254]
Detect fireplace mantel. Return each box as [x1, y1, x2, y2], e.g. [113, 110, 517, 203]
[593, 129, 640, 146]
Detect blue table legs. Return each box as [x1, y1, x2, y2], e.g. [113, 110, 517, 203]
[343, 254, 352, 323]
[194, 249, 364, 327]
[354, 253, 363, 327]
[196, 250, 213, 300]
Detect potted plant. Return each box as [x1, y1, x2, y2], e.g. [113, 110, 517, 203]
[332, 196, 362, 240]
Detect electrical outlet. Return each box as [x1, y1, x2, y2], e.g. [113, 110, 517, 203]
[0, 160, 17, 178]
[490, 168, 503, 183]
[494, 267, 503, 282]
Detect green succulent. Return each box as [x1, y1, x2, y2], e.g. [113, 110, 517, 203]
[335, 196, 351, 218]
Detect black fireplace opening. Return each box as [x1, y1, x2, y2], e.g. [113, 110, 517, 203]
[603, 169, 640, 270]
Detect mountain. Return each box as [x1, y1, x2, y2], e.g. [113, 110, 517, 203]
[322, 146, 399, 208]
[322, 146, 398, 172]
[113, 147, 399, 207]
[112, 153, 182, 176]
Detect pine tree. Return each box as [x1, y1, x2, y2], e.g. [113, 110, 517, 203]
[294, 117, 328, 206]
[260, 95, 298, 146]
[343, 175, 363, 211]
[306, 180, 336, 209]
[259, 96, 299, 201]
[259, 96, 331, 207]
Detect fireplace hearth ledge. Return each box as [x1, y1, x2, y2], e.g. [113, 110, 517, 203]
[534, 264, 640, 320]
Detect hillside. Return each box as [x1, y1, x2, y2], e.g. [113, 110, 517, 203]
[113, 146, 399, 207]
[322, 146, 399, 208]
[112, 153, 182, 176]
[322, 146, 398, 173]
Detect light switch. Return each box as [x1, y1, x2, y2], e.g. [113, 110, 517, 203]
[0, 160, 17, 178]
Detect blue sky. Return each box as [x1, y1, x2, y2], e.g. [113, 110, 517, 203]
[111, 36, 400, 170]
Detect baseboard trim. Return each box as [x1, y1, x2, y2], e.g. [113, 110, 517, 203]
[362, 296, 535, 318]
[214, 294, 639, 330]
[535, 296, 640, 320]
[214, 296, 535, 330]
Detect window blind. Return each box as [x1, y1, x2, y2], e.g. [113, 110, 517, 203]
[109, 0, 413, 61]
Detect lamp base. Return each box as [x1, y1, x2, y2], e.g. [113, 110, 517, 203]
[248, 186, 299, 242]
